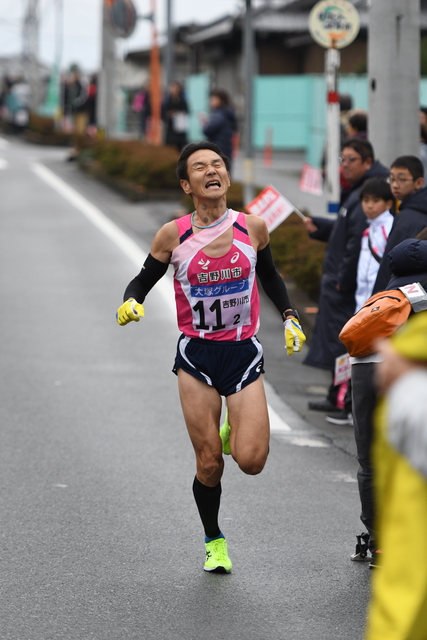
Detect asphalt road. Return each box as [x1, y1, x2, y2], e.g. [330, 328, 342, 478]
[0, 136, 370, 640]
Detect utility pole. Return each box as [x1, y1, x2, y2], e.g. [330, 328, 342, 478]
[147, 0, 162, 145]
[97, 0, 117, 138]
[165, 0, 174, 87]
[243, 0, 255, 205]
[23, 0, 41, 111]
[368, 0, 420, 165]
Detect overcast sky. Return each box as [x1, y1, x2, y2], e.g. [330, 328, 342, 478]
[0, 0, 244, 72]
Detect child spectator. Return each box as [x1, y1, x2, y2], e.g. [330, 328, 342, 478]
[355, 178, 394, 312]
[373, 155, 426, 292]
[349, 178, 394, 556]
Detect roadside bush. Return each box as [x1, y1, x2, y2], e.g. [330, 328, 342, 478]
[90, 139, 180, 189]
[28, 113, 56, 135]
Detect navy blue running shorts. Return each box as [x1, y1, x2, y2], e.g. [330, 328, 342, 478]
[172, 334, 265, 397]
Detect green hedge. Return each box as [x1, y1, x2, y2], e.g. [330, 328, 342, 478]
[270, 215, 325, 302]
[88, 139, 180, 190]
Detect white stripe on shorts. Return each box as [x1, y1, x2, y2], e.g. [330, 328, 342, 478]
[179, 335, 213, 386]
[235, 337, 263, 393]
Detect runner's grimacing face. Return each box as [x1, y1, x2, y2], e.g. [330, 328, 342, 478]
[185, 150, 230, 199]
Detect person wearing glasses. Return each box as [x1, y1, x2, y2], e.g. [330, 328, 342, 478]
[302, 139, 389, 422]
[373, 156, 426, 293]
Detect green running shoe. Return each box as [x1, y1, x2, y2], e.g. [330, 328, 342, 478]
[219, 409, 231, 455]
[204, 537, 232, 573]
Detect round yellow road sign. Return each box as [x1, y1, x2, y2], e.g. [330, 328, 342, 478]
[308, 0, 360, 49]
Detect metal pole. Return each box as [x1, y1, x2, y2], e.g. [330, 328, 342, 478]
[325, 46, 340, 215]
[165, 0, 174, 87]
[148, 0, 162, 145]
[368, 0, 420, 165]
[24, 0, 41, 112]
[55, 0, 63, 123]
[97, 0, 117, 138]
[243, 0, 255, 205]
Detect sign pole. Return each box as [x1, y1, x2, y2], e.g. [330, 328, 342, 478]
[325, 45, 340, 215]
[308, 0, 360, 216]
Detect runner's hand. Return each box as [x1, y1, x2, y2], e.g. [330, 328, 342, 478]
[284, 318, 306, 355]
[116, 299, 145, 325]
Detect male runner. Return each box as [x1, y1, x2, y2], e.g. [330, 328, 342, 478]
[117, 141, 306, 573]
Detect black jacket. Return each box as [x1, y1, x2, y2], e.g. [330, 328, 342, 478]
[373, 186, 427, 293]
[202, 106, 237, 160]
[310, 160, 390, 293]
[386, 238, 427, 290]
[304, 160, 389, 371]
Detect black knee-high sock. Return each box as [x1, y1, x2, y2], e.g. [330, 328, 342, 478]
[192, 476, 222, 539]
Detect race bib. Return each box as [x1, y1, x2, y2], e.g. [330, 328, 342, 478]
[190, 278, 251, 331]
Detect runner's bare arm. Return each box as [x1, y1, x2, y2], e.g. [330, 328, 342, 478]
[150, 220, 180, 263]
[123, 221, 179, 303]
[245, 214, 270, 252]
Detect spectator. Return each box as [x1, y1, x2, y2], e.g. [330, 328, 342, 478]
[303, 139, 389, 422]
[349, 178, 394, 563]
[373, 155, 426, 293]
[86, 73, 97, 134]
[6, 76, 30, 132]
[162, 80, 189, 151]
[339, 93, 353, 144]
[132, 84, 149, 139]
[354, 178, 394, 312]
[365, 311, 427, 640]
[202, 89, 238, 173]
[345, 111, 368, 140]
[349, 229, 427, 568]
[68, 66, 88, 136]
[419, 124, 427, 178]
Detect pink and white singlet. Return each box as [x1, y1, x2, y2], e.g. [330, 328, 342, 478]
[170, 209, 261, 341]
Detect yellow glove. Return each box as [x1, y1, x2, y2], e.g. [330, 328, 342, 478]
[116, 298, 145, 326]
[284, 318, 306, 355]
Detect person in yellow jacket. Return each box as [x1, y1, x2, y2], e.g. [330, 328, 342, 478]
[365, 311, 427, 640]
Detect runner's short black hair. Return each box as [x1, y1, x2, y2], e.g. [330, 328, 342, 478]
[342, 138, 375, 162]
[176, 142, 230, 181]
[359, 177, 394, 202]
[391, 155, 424, 180]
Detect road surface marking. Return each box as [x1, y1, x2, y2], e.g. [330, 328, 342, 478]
[330, 471, 356, 482]
[288, 436, 329, 448]
[31, 162, 175, 313]
[0, 158, 8, 169]
[0, 137, 9, 150]
[269, 404, 292, 433]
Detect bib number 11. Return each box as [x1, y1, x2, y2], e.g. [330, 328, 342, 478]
[193, 299, 240, 331]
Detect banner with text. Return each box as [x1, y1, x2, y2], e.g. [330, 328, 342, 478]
[246, 185, 295, 232]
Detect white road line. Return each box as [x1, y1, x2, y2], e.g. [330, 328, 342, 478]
[31, 162, 314, 442]
[288, 436, 329, 448]
[0, 137, 9, 150]
[330, 471, 356, 483]
[0, 158, 8, 169]
[268, 404, 292, 433]
[31, 162, 175, 313]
